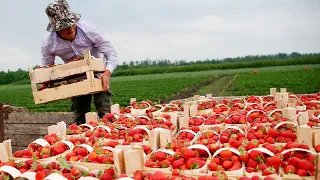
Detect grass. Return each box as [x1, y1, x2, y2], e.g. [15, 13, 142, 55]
[0, 64, 319, 112]
[223, 67, 320, 96]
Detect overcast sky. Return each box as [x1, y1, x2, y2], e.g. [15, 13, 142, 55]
[0, 0, 320, 71]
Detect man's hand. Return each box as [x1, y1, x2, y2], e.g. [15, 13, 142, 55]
[99, 69, 111, 92]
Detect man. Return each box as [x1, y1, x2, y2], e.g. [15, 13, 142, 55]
[41, 0, 118, 125]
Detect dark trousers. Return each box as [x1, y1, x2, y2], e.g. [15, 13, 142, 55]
[71, 91, 112, 125]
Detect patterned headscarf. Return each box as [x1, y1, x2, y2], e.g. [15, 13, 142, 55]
[45, 0, 81, 32]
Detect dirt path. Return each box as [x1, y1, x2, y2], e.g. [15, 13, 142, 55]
[195, 74, 239, 96]
[161, 74, 239, 103]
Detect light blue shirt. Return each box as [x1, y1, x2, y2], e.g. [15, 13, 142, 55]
[41, 20, 118, 73]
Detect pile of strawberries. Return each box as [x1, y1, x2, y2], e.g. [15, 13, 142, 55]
[208, 149, 242, 172]
[13, 134, 69, 160]
[7, 92, 320, 180]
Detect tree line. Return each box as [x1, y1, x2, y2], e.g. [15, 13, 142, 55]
[118, 52, 320, 69]
[0, 52, 319, 85]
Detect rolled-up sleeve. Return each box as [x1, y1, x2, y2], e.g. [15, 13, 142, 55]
[87, 31, 118, 73]
[41, 45, 55, 66]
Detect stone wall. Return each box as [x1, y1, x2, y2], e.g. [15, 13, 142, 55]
[4, 112, 73, 151]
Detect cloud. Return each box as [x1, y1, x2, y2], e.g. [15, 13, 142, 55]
[0, 0, 320, 70]
[0, 46, 36, 71]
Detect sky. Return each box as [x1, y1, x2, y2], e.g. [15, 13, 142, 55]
[0, 0, 320, 71]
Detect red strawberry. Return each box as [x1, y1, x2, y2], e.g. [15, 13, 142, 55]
[220, 150, 232, 161]
[284, 165, 296, 174]
[183, 149, 196, 160]
[297, 160, 314, 171]
[231, 156, 240, 163]
[152, 171, 167, 180]
[35, 171, 46, 180]
[153, 151, 166, 161]
[172, 159, 184, 169]
[77, 147, 88, 157]
[298, 144, 309, 150]
[296, 169, 308, 176]
[208, 162, 218, 171]
[239, 177, 251, 180]
[222, 161, 233, 170]
[186, 158, 200, 170]
[239, 150, 249, 162]
[133, 170, 144, 180]
[264, 177, 275, 180]
[247, 159, 258, 169]
[251, 175, 260, 180]
[100, 172, 113, 180]
[288, 157, 299, 167]
[267, 129, 279, 138]
[172, 169, 180, 176]
[265, 156, 281, 170]
[315, 144, 320, 153]
[266, 137, 275, 144]
[70, 167, 80, 178]
[262, 167, 276, 176]
[52, 144, 65, 156]
[63, 173, 73, 180]
[259, 164, 267, 171]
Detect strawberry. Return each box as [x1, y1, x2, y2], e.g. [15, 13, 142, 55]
[267, 129, 279, 138]
[52, 144, 65, 156]
[88, 152, 98, 162]
[186, 158, 200, 169]
[153, 151, 166, 161]
[100, 172, 113, 180]
[208, 162, 218, 171]
[296, 169, 308, 176]
[249, 150, 263, 162]
[220, 150, 232, 161]
[258, 164, 267, 171]
[297, 160, 314, 171]
[315, 144, 320, 152]
[40, 146, 51, 156]
[265, 156, 281, 170]
[35, 171, 46, 180]
[262, 167, 276, 176]
[264, 177, 275, 180]
[183, 149, 196, 160]
[77, 147, 88, 157]
[247, 159, 258, 169]
[288, 157, 299, 167]
[239, 150, 249, 162]
[298, 144, 309, 150]
[13, 151, 22, 157]
[266, 137, 275, 144]
[70, 167, 80, 178]
[284, 165, 296, 174]
[239, 177, 251, 180]
[231, 156, 240, 163]
[152, 171, 167, 180]
[172, 169, 180, 176]
[172, 159, 184, 169]
[222, 161, 233, 170]
[133, 170, 144, 180]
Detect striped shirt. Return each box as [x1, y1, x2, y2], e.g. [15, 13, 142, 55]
[41, 20, 118, 73]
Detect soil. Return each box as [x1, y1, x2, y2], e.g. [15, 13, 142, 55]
[160, 75, 238, 103]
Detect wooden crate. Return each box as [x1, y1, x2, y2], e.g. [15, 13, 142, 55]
[29, 50, 105, 84]
[29, 50, 105, 104]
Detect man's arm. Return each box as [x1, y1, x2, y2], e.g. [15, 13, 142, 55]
[87, 31, 118, 74]
[41, 45, 55, 66]
[87, 31, 118, 91]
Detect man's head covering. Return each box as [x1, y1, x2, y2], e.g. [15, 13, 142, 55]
[45, 0, 81, 32]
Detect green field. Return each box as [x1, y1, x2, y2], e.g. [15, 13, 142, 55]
[0, 64, 319, 112]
